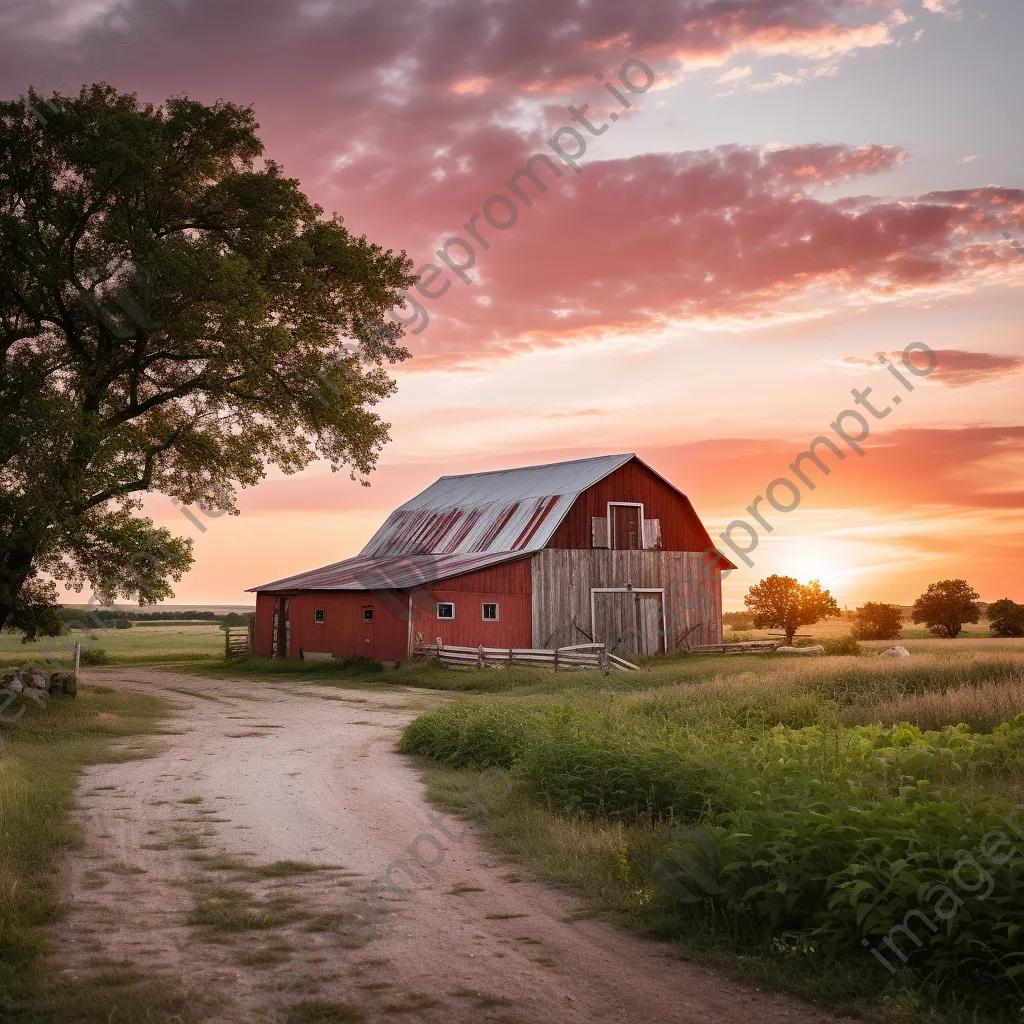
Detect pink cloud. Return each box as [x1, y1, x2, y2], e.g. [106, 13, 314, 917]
[844, 350, 1024, 387]
[387, 146, 1024, 367]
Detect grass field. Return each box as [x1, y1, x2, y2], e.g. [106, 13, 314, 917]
[394, 636, 1024, 1024]
[6, 619, 1024, 1022]
[724, 615, 997, 642]
[0, 623, 225, 671]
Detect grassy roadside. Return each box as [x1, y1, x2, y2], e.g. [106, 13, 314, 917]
[415, 758, 920, 1021]
[0, 684, 207, 1022]
[400, 645, 1024, 1024]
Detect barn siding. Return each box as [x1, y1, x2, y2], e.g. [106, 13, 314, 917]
[531, 549, 723, 650]
[287, 592, 410, 661]
[251, 591, 409, 661]
[253, 558, 534, 661]
[546, 461, 715, 552]
[410, 557, 533, 650]
[253, 593, 276, 657]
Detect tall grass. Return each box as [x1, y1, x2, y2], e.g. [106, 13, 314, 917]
[401, 647, 1024, 1020]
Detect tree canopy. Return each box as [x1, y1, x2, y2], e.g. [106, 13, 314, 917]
[743, 575, 840, 645]
[0, 85, 415, 637]
[851, 601, 904, 641]
[987, 598, 1024, 639]
[911, 579, 981, 639]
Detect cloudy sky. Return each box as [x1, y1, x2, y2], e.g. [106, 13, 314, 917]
[4, 0, 1022, 608]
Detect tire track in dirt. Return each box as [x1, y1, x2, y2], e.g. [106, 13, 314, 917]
[54, 667, 848, 1023]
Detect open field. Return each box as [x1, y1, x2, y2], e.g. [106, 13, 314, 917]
[0, 623, 226, 670]
[724, 616, 997, 642]
[2, 667, 845, 1024]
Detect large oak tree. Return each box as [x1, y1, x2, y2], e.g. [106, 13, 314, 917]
[0, 85, 415, 636]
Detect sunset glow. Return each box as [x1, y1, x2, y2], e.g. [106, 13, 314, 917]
[5, 0, 1020, 610]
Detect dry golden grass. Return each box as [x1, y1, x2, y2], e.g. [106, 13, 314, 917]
[868, 679, 1024, 732]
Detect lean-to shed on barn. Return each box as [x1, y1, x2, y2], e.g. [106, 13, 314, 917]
[249, 454, 732, 662]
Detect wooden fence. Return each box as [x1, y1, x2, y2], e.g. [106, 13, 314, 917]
[421, 640, 637, 672]
[687, 640, 781, 655]
[224, 626, 251, 659]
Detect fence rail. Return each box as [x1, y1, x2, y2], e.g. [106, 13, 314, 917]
[688, 640, 781, 655]
[420, 640, 637, 672]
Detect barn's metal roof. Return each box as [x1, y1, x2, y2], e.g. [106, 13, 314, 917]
[250, 454, 635, 592]
[249, 551, 530, 593]
[359, 452, 634, 558]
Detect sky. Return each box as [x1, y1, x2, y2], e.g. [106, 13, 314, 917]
[3, 0, 1022, 610]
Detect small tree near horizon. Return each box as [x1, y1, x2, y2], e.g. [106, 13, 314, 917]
[851, 602, 904, 641]
[743, 576, 841, 645]
[911, 579, 981, 639]
[987, 598, 1024, 638]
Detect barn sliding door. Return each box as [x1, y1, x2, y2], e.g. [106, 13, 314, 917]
[591, 589, 665, 657]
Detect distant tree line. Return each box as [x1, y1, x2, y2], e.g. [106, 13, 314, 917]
[731, 578, 1023, 642]
[54, 608, 253, 629]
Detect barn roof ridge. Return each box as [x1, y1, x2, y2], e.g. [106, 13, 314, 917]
[248, 451, 715, 593]
[430, 452, 637, 482]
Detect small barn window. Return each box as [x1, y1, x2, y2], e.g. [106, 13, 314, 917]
[363, 607, 374, 623]
[314, 608, 325, 624]
[437, 602, 455, 620]
[482, 603, 499, 621]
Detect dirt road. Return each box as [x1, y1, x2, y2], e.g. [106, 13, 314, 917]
[56, 668, 843, 1023]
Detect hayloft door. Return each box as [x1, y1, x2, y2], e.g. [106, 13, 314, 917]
[610, 504, 642, 550]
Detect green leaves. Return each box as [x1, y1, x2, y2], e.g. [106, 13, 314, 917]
[0, 85, 415, 629]
[405, 694, 1024, 1010]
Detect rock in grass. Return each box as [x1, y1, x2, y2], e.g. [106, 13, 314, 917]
[774, 645, 826, 655]
[882, 646, 911, 657]
[50, 671, 77, 697]
[1, 672, 23, 693]
[22, 669, 46, 689]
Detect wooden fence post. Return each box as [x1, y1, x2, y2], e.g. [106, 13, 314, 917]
[553, 647, 560, 672]
[224, 628, 230, 659]
[73, 640, 81, 680]
[478, 644, 484, 668]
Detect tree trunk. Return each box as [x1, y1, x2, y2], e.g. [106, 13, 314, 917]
[0, 542, 38, 634]
[785, 626, 797, 645]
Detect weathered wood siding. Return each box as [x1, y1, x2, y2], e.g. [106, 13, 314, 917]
[546, 460, 717, 552]
[531, 549, 723, 651]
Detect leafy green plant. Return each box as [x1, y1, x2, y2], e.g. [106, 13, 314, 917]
[820, 634, 860, 656]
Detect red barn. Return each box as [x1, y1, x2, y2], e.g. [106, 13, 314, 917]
[249, 454, 731, 662]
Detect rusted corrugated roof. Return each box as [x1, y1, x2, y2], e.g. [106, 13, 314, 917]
[250, 454, 635, 592]
[359, 453, 634, 558]
[248, 551, 530, 593]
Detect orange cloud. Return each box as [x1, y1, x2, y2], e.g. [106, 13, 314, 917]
[843, 350, 1024, 387]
